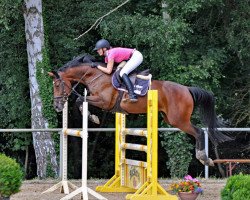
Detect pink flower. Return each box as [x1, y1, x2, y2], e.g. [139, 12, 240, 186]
[184, 175, 199, 182]
[184, 175, 193, 180]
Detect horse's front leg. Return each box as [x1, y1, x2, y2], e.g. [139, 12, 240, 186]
[76, 95, 105, 108]
[86, 95, 106, 108]
[195, 128, 214, 166]
[76, 96, 104, 124]
[78, 106, 100, 124]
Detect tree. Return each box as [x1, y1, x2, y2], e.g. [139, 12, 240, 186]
[23, 0, 58, 178]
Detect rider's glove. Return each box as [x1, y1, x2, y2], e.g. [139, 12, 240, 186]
[91, 62, 98, 68]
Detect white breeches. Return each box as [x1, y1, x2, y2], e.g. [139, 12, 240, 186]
[119, 50, 143, 77]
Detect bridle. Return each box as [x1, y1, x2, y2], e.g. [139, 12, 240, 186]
[53, 68, 104, 103]
[53, 78, 72, 103]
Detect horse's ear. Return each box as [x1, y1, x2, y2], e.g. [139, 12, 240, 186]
[48, 71, 60, 79]
[48, 72, 54, 77]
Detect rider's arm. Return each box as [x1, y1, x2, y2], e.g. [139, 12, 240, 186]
[97, 59, 114, 74]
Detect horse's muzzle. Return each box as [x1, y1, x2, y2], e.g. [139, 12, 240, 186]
[54, 96, 66, 112]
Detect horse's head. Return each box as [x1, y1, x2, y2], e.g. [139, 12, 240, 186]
[48, 71, 72, 112]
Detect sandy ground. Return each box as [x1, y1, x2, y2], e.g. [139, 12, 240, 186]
[11, 179, 227, 200]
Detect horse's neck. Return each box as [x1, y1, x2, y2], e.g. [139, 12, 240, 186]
[68, 66, 112, 88]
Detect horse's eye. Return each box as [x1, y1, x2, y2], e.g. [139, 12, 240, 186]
[54, 81, 60, 88]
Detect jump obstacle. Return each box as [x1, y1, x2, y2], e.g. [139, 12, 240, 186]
[43, 89, 177, 199]
[96, 90, 177, 200]
[43, 91, 107, 200]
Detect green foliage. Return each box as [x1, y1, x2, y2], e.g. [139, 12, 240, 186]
[219, 1, 250, 126]
[34, 2, 59, 128]
[166, 0, 249, 125]
[98, 1, 224, 91]
[221, 174, 250, 200]
[0, 1, 31, 154]
[0, 154, 23, 197]
[0, 0, 22, 30]
[160, 132, 193, 178]
[36, 48, 58, 127]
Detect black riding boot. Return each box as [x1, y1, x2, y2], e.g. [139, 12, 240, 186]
[121, 74, 138, 102]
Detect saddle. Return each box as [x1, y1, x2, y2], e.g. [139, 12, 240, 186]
[112, 62, 151, 96]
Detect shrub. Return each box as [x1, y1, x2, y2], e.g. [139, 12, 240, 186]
[221, 174, 250, 200]
[0, 154, 23, 198]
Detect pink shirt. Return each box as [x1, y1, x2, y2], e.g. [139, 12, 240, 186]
[105, 47, 134, 63]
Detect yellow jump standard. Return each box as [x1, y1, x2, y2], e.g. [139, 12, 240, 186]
[96, 90, 177, 200]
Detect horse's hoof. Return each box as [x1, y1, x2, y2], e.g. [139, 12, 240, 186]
[89, 114, 100, 124]
[208, 158, 214, 166]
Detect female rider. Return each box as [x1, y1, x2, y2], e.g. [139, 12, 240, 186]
[93, 39, 143, 102]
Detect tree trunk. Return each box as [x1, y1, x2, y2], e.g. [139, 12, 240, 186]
[23, 0, 58, 179]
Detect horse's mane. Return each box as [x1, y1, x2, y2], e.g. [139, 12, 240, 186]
[58, 54, 97, 72]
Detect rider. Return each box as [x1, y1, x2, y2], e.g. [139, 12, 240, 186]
[93, 39, 143, 102]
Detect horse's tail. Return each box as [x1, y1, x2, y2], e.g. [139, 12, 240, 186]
[188, 87, 232, 145]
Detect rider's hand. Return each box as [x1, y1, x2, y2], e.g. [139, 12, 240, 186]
[91, 62, 98, 68]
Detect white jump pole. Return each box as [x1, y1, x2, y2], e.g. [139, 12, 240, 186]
[42, 101, 77, 195]
[205, 130, 209, 179]
[61, 90, 107, 200]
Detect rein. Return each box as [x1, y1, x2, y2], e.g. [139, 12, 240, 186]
[86, 73, 104, 85]
[54, 67, 104, 101]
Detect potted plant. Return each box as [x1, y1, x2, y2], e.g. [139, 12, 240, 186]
[0, 154, 23, 200]
[169, 175, 203, 200]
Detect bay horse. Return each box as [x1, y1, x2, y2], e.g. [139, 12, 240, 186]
[48, 56, 232, 166]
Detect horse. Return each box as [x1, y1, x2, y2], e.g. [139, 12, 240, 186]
[48, 55, 232, 166]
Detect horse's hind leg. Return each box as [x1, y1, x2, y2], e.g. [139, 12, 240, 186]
[160, 84, 214, 166]
[192, 125, 214, 166]
[182, 124, 214, 166]
[163, 113, 214, 166]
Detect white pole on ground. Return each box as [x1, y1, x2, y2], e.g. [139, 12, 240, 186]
[61, 100, 107, 200]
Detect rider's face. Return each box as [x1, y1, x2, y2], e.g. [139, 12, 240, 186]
[97, 48, 106, 56]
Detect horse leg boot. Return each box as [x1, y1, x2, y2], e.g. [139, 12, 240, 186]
[195, 128, 214, 166]
[121, 74, 137, 102]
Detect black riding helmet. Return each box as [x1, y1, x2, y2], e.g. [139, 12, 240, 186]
[93, 39, 110, 51]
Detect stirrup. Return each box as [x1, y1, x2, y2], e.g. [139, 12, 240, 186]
[129, 94, 138, 102]
[122, 98, 137, 103]
[122, 94, 137, 102]
[130, 98, 138, 103]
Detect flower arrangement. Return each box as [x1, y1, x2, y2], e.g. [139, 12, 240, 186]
[169, 175, 203, 194]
